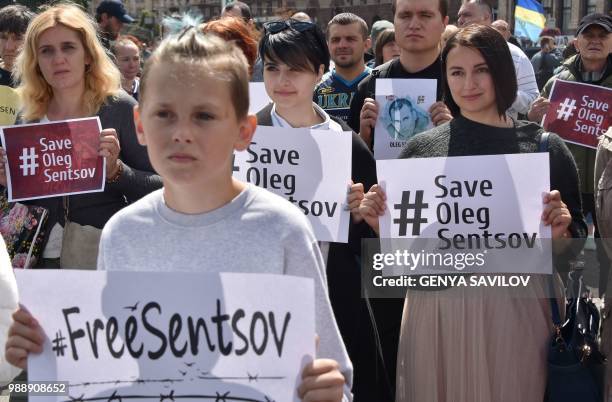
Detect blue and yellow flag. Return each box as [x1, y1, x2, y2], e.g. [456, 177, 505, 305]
[514, 0, 546, 42]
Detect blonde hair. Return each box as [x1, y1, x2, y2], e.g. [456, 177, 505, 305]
[14, 3, 121, 121]
[140, 29, 249, 119]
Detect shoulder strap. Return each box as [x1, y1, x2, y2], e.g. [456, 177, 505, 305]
[255, 103, 274, 126]
[544, 130, 562, 331]
[549, 278, 562, 327]
[539, 131, 550, 153]
[330, 115, 353, 133]
[542, 131, 561, 327]
[365, 60, 393, 98]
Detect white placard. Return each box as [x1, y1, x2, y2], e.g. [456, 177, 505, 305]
[376, 153, 553, 274]
[374, 79, 436, 160]
[233, 126, 352, 243]
[16, 270, 315, 402]
[249, 83, 271, 114]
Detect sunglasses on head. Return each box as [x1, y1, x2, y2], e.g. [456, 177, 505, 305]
[263, 19, 316, 34]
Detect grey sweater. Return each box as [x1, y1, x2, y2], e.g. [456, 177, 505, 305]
[98, 185, 353, 400]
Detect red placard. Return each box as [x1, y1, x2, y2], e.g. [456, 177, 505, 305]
[1, 117, 105, 201]
[542, 80, 611, 149]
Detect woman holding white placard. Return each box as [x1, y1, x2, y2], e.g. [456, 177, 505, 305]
[360, 24, 587, 402]
[255, 19, 393, 401]
[0, 4, 161, 269]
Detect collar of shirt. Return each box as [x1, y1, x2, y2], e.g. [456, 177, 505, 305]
[271, 101, 343, 132]
[331, 66, 372, 88]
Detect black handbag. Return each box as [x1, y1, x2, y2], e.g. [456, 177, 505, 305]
[539, 131, 605, 402]
[546, 272, 605, 402]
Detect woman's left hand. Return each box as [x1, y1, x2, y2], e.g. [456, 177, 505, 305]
[542, 190, 572, 239]
[347, 181, 365, 224]
[99, 129, 121, 178]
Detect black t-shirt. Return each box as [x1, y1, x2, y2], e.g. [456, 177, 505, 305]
[348, 57, 444, 133]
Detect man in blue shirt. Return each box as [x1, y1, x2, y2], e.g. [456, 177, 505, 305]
[315, 13, 372, 124]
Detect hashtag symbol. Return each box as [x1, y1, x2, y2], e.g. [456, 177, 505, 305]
[394, 190, 428, 236]
[556, 98, 577, 121]
[18, 147, 39, 176]
[51, 331, 67, 357]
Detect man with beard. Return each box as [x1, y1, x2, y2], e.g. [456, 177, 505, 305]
[96, 0, 134, 50]
[315, 13, 372, 124]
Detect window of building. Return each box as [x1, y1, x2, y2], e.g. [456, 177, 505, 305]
[587, 0, 597, 14]
[562, 0, 571, 32]
[541, 0, 552, 18]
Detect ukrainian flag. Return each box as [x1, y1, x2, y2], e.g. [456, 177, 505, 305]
[514, 0, 546, 42]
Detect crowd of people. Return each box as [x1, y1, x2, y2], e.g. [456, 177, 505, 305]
[0, 0, 610, 401]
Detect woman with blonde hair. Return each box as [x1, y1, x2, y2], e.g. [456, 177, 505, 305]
[0, 3, 161, 268]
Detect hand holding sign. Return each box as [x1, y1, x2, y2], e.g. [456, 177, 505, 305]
[528, 96, 551, 123]
[347, 181, 365, 224]
[429, 101, 453, 127]
[542, 190, 572, 239]
[98, 128, 120, 178]
[5, 306, 45, 370]
[359, 98, 378, 148]
[298, 359, 345, 402]
[359, 184, 387, 236]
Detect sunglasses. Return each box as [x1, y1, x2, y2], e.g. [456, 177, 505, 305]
[263, 19, 316, 35]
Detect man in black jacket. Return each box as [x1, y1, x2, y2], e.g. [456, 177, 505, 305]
[348, 0, 452, 150]
[96, 0, 134, 51]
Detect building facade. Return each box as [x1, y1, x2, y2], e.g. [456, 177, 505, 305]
[496, 0, 611, 36]
[116, 0, 463, 29]
[100, 0, 610, 38]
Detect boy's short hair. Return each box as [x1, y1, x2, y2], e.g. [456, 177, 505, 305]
[139, 29, 250, 119]
[327, 13, 368, 40]
[0, 5, 35, 35]
[259, 20, 330, 74]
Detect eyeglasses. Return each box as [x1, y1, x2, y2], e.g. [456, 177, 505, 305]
[263, 19, 316, 35]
